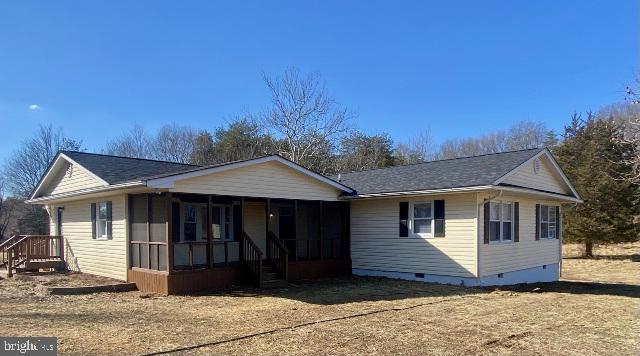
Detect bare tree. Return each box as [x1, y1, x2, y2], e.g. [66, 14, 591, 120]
[620, 81, 640, 185]
[152, 123, 197, 163]
[395, 129, 437, 164]
[103, 124, 152, 159]
[436, 121, 551, 159]
[506, 121, 550, 151]
[0, 178, 16, 239]
[3, 124, 82, 198]
[261, 67, 353, 173]
[336, 131, 394, 172]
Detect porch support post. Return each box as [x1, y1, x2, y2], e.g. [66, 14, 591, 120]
[147, 194, 151, 270]
[294, 199, 299, 262]
[166, 192, 174, 273]
[239, 197, 245, 259]
[266, 198, 271, 236]
[207, 195, 213, 269]
[319, 201, 324, 260]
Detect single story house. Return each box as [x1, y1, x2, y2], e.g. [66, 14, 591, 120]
[14, 147, 579, 294]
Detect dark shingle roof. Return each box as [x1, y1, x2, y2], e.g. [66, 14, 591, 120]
[336, 148, 546, 195]
[62, 151, 199, 184]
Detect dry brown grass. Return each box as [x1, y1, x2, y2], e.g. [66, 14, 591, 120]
[562, 242, 640, 285]
[0, 245, 638, 355]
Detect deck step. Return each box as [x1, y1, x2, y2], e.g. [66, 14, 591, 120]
[24, 260, 65, 271]
[262, 278, 287, 289]
[263, 272, 280, 280]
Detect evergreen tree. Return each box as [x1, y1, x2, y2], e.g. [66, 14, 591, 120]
[554, 113, 639, 257]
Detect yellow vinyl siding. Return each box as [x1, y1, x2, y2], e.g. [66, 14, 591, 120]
[45, 163, 103, 195]
[172, 161, 342, 201]
[502, 155, 569, 194]
[49, 194, 127, 280]
[350, 193, 478, 278]
[478, 192, 561, 276]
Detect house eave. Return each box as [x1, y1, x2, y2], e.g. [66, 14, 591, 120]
[26, 181, 146, 204]
[340, 184, 582, 203]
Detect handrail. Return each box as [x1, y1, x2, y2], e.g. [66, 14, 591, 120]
[5, 235, 30, 250]
[0, 235, 21, 249]
[266, 231, 288, 280]
[240, 232, 263, 287]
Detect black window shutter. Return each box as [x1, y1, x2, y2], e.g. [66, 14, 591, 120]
[535, 204, 541, 241]
[106, 201, 113, 238]
[399, 202, 409, 237]
[513, 202, 520, 242]
[91, 203, 97, 239]
[483, 201, 490, 244]
[555, 205, 561, 240]
[434, 200, 445, 237]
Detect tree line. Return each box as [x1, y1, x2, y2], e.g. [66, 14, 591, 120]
[1, 68, 638, 256]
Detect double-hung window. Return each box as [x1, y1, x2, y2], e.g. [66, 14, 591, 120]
[489, 201, 513, 243]
[540, 205, 557, 239]
[411, 202, 433, 237]
[95, 202, 111, 239]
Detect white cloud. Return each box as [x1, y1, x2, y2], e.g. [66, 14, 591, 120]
[29, 104, 41, 111]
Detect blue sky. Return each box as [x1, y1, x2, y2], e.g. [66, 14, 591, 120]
[0, 1, 637, 161]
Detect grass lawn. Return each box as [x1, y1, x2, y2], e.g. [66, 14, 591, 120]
[0, 243, 638, 355]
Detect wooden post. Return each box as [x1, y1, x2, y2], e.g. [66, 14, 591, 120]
[319, 201, 324, 260]
[146, 194, 151, 270]
[266, 198, 271, 237]
[7, 248, 12, 278]
[239, 197, 245, 259]
[166, 192, 173, 273]
[294, 200, 299, 262]
[208, 195, 213, 269]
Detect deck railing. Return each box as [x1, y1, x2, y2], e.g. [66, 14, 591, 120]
[240, 232, 263, 287]
[266, 231, 288, 280]
[0, 235, 64, 277]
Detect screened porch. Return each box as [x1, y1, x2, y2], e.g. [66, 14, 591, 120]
[127, 192, 350, 275]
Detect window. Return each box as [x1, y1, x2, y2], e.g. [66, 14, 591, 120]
[95, 202, 111, 239]
[183, 204, 198, 241]
[411, 202, 433, 236]
[212, 204, 233, 240]
[489, 201, 513, 243]
[540, 205, 557, 239]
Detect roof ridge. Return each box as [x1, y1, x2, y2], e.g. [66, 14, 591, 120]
[339, 147, 546, 176]
[61, 150, 200, 167]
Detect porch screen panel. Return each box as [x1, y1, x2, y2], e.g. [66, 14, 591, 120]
[131, 195, 148, 242]
[297, 202, 320, 260]
[129, 194, 168, 271]
[322, 202, 344, 259]
[150, 195, 167, 242]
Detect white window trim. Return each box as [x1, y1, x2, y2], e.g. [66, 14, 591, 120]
[540, 205, 558, 240]
[488, 200, 514, 244]
[409, 201, 434, 238]
[95, 201, 110, 240]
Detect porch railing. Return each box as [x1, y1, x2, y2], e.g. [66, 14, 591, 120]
[240, 232, 263, 287]
[278, 238, 343, 262]
[266, 231, 288, 280]
[0, 235, 64, 277]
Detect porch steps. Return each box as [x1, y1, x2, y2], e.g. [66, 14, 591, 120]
[261, 263, 287, 289]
